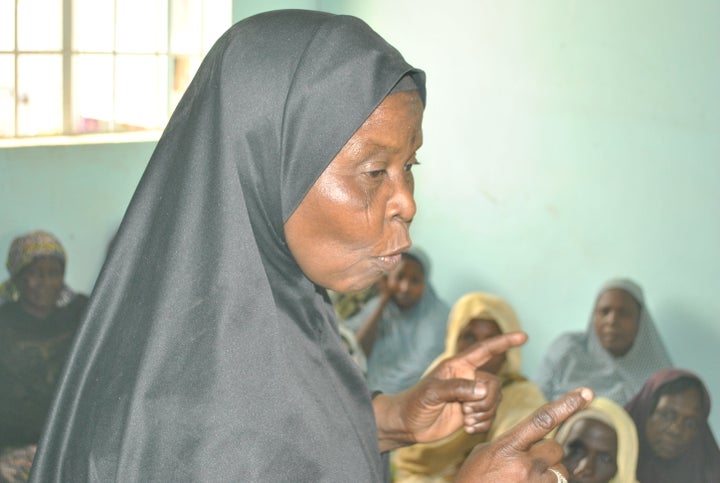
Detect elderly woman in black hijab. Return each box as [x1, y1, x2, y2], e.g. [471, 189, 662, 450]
[30, 10, 590, 482]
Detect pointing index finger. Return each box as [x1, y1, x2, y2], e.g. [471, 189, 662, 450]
[496, 388, 594, 453]
[454, 331, 528, 369]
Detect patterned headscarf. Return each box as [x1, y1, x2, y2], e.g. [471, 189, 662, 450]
[556, 397, 639, 483]
[0, 230, 67, 304]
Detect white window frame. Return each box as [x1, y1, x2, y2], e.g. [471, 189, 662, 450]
[1, 0, 229, 141]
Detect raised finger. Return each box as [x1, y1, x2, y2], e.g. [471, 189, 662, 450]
[496, 388, 593, 453]
[439, 332, 528, 378]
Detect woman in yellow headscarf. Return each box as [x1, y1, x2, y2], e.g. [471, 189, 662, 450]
[555, 397, 639, 483]
[393, 292, 547, 482]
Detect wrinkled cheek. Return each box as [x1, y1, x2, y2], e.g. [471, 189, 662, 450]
[348, 197, 385, 244]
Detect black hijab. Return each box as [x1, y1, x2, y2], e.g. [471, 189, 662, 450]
[30, 10, 425, 481]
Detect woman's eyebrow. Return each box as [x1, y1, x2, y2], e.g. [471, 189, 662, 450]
[345, 143, 400, 166]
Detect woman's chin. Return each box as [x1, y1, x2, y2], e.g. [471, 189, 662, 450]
[327, 272, 381, 294]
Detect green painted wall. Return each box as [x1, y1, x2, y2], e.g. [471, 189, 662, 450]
[1, 1, 718, 432]
[0, 141, 154, 291]
[331, 0, 720, 433]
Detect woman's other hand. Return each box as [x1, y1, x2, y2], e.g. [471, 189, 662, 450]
[373, 332, 527, 451]
[456, 388, 594, 482]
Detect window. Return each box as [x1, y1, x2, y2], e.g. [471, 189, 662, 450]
[0, 0, 231, 138]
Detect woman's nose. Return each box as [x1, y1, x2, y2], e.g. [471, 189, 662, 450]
[605, 311, 620, 326]
[574, 456, 595, 476]
[388, 173, 416, 224]
[398, 279, 409, 292]
[665, 418, 684, 436]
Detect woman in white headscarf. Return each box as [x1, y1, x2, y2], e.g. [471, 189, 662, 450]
[346, 246, 450, 394]
[536, 278, 672, 405]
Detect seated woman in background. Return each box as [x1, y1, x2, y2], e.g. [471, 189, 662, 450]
[328, 285, 378, 375]
[0, 231, 88, 478]
[555, 396, 638, 483]
[330, 283, 379, 321]
[535, 278, 672, 405]
[393, 292, 547, 482]
[625, 368, 720, 483]
[345, 246, 449, 394]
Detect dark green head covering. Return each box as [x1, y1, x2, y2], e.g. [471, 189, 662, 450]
[0, 230, 66, 304]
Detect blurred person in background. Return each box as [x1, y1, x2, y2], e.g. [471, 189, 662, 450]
[0, 230, 88, 481]
[625, 368, 720, 483]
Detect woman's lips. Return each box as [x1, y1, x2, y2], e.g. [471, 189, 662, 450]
[656, 437, 684, 453]
[376, 253, 402, 271]
[600, 332, 621, 342]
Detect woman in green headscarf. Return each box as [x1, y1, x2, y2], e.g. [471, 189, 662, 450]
[0, 230, 88, 477]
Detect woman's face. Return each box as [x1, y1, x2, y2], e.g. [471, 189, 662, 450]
[456, 318, 506, 374]
[386, 256, 425, 310]
[14, 256, 65, 318]
[645, 386, 703, 460]
[592, 288, 640, 357]
[285, 90, 423, 293]
[562, 418, 618, 483]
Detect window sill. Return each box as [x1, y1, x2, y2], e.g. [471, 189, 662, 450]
[0, 130, 163, 148]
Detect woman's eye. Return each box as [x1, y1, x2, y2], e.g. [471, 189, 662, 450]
[460, 333, 475, 342]
[367, 169, 386, 178]
[684, 419, 699, 431]
[600, 453, 615, 465]
[657, 409, 675, 422]
[565, 443, 584, 460]
[404, 159, 420, 172]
